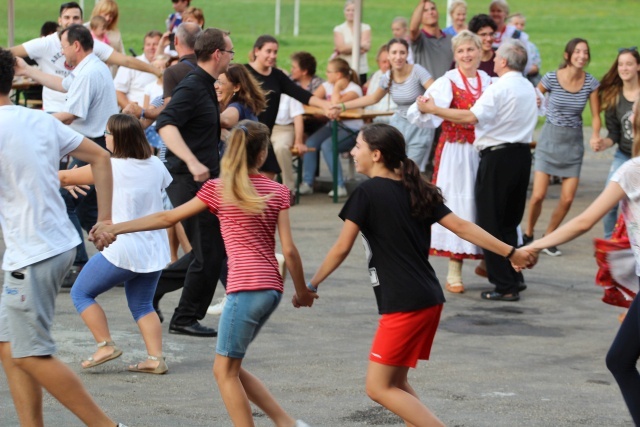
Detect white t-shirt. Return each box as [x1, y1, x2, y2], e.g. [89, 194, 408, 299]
[113, 55, 157, 106]
[334, 21, 371, 74]
[322, 80, 363, 129]
[611, 158, 640, 276]
[0, 106, 83, 271]
[275, 94, 305, 126]
[61, 53, 119, 138]
[23, 33, 114, 113]
[102, 156, 172, 272]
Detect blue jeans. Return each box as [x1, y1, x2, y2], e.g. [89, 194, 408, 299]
[303, 124, 357, 187]
[71, 253, 162, 322]
[216, 290, 282, 359]
[603, 149, 631, 239]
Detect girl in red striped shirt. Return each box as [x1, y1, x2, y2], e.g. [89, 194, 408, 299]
[92, 120, 316, 427]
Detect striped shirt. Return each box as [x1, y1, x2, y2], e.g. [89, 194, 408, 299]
[196, 175, 290, 294]
[541, 71, 599, 128]
[380, 64, 432, 118]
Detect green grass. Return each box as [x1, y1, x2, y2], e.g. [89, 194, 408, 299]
[2, 0, 638, 125]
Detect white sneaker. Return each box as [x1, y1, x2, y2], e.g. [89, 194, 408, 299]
[298, 182, 313, 195]
[327, 186, 347, 197]
[295, 421, 311, 427]
[207, 295, 227, 315]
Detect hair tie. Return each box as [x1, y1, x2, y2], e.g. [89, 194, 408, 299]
[237, 125, 249, 135]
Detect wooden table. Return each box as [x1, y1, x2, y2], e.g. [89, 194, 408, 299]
[11, 78, 41, 107]
[303, 106, 394, 202]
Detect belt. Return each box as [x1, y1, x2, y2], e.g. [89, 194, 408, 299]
[480, 142, 530, 157]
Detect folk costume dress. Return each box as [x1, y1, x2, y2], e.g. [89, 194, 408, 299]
[408, 68, 492, 260]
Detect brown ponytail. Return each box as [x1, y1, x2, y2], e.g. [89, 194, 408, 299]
[360, 124, 443, 220]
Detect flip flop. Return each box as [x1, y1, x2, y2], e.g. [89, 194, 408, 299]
[82, 341, 123, 369]
[445, 282, 465, 294]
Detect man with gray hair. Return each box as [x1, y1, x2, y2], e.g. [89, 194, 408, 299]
[124, 22, 202, 121]
[416, 39, 539, 302]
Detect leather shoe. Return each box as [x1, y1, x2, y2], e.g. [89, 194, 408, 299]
[169, 321, 217, 337]
[518, 282, 527, 292]
[480, 291, 520, 301]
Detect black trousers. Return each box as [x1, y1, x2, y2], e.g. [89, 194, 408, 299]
[475, 144, 531, 294]
[164, 173, 225, 326]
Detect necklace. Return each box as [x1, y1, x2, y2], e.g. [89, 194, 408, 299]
[458, 68, 482, 99]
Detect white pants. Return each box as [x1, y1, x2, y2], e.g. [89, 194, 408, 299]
[271, 124, 296, 190]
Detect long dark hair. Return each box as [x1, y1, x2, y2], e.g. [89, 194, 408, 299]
[599, 48, 640, 112]
[360, 123, 443, 220]
[224, 63, 268, 116]
[107, 114, 152, 160]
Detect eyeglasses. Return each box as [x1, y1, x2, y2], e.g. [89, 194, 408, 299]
[220, 49, 235, 56]
[60, 43, 72, 51]
[618, 46, 638, 53]
[104, 130, 112, 136]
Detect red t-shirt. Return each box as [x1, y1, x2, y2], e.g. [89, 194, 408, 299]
[196, 175, 290, 294]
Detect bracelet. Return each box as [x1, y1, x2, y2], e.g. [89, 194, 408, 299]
[140, 108, 145, 120]
[505, 246, 516, 260]
[341, 103, 346, 112]
[306, 281, 318, 293]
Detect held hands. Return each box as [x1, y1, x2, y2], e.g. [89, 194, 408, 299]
[327, 104, 342, 120]
[291, 290, 319, 308]
[89, 221, 116, 251]
[123, 102, 142, 118]
[416, 95, 435, 114]
[590, 135, 608, 152]
[511, 246, 540, 272]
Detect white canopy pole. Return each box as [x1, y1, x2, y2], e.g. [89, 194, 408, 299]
[446, 0, 453, 28]
[293, 0, 300, 37]
[8, 0, 15, 47]
[351, 0, 362, 76]
[274, 0, 281, 36]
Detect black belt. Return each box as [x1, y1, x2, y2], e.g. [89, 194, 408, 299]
[480, 143, 530, 157]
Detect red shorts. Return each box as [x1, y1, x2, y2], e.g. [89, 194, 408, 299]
[369, 304, 443, 368]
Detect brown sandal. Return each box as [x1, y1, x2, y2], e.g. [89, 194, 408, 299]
[128, 355, 168, 375]
[82, 341, 123, 369]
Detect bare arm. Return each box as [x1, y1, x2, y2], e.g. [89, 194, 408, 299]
[292, 114, 306, 153]
[68, 138, 113, 223]
[116, 91, 131, 110]
[360, 29, 371, 52]
[14, 57, 65, 92]
[220, 106, 241, 129]
[308, 219, 360, 289]
[409, 0, 425, 41]
[277, 209, 316, 307]
[59, 164, 94, 186]
[333, 31, 350, 54]
[589, 89, 602, 146]
[106, 50, 162, 78]
[9, 45, 28, 58]
[341, 87, 387, 110]
[416, 96, 478, 124]
[525, 181, 626, 254]
[158, 124, 210, 181]
[52, 112, 78, 125]
[438, 212, 532, 268]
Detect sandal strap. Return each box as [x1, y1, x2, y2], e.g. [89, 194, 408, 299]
[96, 340, 116, 348]
[147, 355, 162, 361]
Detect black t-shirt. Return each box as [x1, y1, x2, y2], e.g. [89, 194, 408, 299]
[339, 177, 450, 314]
[244, 64, 312, 130]
[156, 66, 221, 177]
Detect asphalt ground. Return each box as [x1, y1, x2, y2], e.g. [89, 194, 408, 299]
[0, 131, 635, 426]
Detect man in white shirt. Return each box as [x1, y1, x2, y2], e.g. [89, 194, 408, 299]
[0, 48, 122, 427]
[114, 30, 162, 109]
[9, 1, 160, 113]
[16, 24, 119, 287]
[417, 39, 538, 302]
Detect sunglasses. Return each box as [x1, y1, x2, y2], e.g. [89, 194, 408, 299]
[618, 46, 638, 53]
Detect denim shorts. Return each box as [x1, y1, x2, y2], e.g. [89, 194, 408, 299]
[216, 289, 282, 359]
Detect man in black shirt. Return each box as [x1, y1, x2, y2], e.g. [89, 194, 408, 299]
[155, 28, 233, 337]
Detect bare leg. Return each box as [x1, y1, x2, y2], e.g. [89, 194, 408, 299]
[132, 311, 163, 370]
[365, 361, 444, 427]
[13, 354, 114, 427]
[544, 176, 579, 235]
[0, 342, 44, 427]
[167, 226, 179, 263]
[525, 171, 551, 236]
[78, 304, 116, 368]
[213, 354, 296, 427]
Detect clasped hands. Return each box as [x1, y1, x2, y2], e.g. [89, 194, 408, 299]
[291, 290, 319, 308]
[88, 221, 117, 251]
[510, 246, 539, 272]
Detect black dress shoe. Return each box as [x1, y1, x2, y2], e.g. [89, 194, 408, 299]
[480, 291, 520, 301]
[518, 282, 527, 292]
[169, 321, 217, 337]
